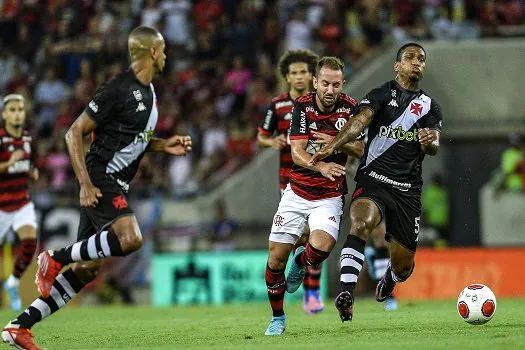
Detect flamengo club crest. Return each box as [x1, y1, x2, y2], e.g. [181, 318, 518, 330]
[335, 118, 346, 131]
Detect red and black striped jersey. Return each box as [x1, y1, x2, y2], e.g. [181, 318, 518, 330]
[0, 128, 33, 212]
[258, 92, 294, 190]
[289, 92, 359, 200]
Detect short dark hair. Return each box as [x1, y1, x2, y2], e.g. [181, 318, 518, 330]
[278, 49, 319, 78]
[396, 43, 426, 62]
[316, 56, 344, 76]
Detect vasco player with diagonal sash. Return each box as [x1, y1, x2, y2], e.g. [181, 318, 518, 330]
[309, 43, 443, 322]
[257, 49, 330, 314]
[2, 26, 192, 349]
[0, 95, 39, 313]
[264, 57, 364, 335]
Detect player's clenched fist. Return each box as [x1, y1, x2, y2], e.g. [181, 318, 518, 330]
[318, 161, 346, 181]
[164, 135, 192, 156]
[271, 134, 287, 150]
[79, 183, 102, 207]
[418, 127, 439, 145]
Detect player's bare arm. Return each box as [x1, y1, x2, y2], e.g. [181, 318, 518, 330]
[65, 112, 102, 208]
[0, 150, 24, 173]
[146, 135, 192, 155]
[419, 128, 440, 155]
[309, 107, 373, 165]
[256, 132, 287, 150]
[290, 138, 346, 181]
[311, 131, 364, 158]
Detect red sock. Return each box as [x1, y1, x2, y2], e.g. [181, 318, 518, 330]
[265, 264, 286, 317]
[303, 265, 322, 290]
[298, 244, 330, 267]
[13, 238, 37, 278]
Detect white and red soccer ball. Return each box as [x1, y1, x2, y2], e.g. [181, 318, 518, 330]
[457, 284, 497, 325]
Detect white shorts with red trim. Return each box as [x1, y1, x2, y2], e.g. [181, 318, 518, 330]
[269, 185, 343, 245]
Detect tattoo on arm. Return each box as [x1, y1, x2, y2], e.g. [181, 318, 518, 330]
[331, 108, 373, 149]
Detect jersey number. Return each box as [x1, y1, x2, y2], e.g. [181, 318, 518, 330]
[414, 217, 420, 234]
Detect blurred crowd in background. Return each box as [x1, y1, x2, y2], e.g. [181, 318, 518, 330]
[1, 0, 524, 201]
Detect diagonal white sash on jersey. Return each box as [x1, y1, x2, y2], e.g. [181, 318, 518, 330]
[106, 84, 158, 175]
[364, 94, 431, 168]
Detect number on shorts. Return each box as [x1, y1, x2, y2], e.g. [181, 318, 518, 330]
[414, 216, 420, 234]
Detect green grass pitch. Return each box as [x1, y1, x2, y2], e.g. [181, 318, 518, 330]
[1, 298, 523, 349]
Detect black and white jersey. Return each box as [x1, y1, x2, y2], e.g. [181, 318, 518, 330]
[356, 80, 443, 192]
[84, 69, 158, 188]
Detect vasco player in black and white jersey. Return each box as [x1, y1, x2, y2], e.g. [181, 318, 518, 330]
[264, 57, 364, 336]
[2, 26, 192, 349]
[310, 43, 443, 322]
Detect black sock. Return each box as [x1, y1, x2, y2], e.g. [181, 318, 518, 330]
[340, 235, 366, 293]
[13, 269, 85, 329]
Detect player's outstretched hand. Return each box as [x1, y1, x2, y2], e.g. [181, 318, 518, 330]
[165, 135, 192, 156]
[311, 131, 334, 145]
[418, 128, 438, 145]
[80, 183, 102, 207]
[308, 145, 335, 166]
[271, 134, 287, 150]
[318, 162, 346, 181]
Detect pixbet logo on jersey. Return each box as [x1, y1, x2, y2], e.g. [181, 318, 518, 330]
[378, 125, 419, 142]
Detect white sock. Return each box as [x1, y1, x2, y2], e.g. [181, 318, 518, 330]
[5, 274, 20, 288]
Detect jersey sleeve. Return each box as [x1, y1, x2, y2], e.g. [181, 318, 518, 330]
[258, 103, 277, 136]
[289, 103, 309, 140]
[84, 82, 118, 126]
[424, 100, 443, 132]
[356, 86, 385, 116]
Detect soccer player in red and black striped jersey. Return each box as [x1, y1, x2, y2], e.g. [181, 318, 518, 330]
[257, 49, 329, 314]
[0, 94, 39, 312]
[264, 57, 364, 335]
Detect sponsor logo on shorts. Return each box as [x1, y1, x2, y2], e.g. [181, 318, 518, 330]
[368, 170, 411, 191]
[328, 216, 337, 222]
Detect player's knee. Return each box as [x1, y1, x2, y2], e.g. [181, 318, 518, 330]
[350, 219, 370, 241]
[267, 254, 287, 271]
[120, 233, 143, 254]
[72, 261, 102, 284]
[114, 227, 143, 254]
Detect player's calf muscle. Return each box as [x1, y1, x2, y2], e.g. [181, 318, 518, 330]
[72, 261, 102, 284]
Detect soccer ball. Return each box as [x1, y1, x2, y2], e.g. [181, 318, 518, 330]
[457, 284, 497, 325]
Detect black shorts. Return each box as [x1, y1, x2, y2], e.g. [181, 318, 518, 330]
[76, 174, 134, 241]
[351, 177, 421, 252]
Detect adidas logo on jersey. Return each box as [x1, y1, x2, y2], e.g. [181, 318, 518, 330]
[388, 99, 398, 107]
[309, 122, 317, 130]
[360, 98, 370, 104]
